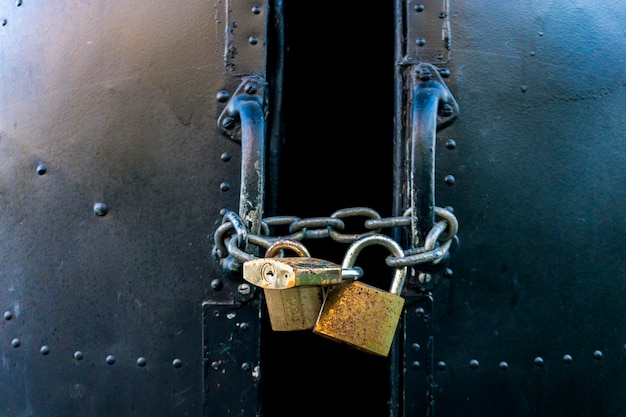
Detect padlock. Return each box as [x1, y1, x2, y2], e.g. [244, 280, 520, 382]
[243, 241, 356, 289]
[248, 239, 347, 331]
[313, 234, 407, 357]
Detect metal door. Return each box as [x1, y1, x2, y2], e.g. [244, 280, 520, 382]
[2, 1, 626, 417]
[0, 1, 271, 415]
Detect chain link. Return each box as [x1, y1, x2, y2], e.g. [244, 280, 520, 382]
[213, 206, 458, 273]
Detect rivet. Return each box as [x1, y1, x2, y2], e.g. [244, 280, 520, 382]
[238, 283, 251, 295]
[216, 90, 229, 103]
[241, 362, 252, 371]
[438, 67, 451, 78]
[251, 5, 261, 14]
[563, 354, 573, 364]
[248, 35, 259, 45]
[11, 338, 21, 348]
[443, 267, 453, 278]
[1, 19, 7, 26]
[593, 350, 603, 360]
[239, 322, 250, 331]
[415, 307, 425, 316]
[436, 361, 447, 371]
[411, 343, 421, 351]
[220, 152, 232, 162]
[436, 53, 444, 60]
[36, 164, 47, 175]
[520, 85, 529, 93]
[438, 11, 447, 18]
[93, 202, 108, 216]
[210, 278, 223, 290]
[73, 351, 84, 361]
[16, 0, 22, 6]
[414, 3, 424, 12]
[172, 358, 183, 368]
[3, 310, 12, 320]
[106, 354, 116, 365]
[445, 139, 457, 149]
[499, 361, 509, 371]
[211, 361, 221, 371]
[444, 205, 454, 213]
[220, 182, 231, 192]
[412, 361, 421, 368]
[40, 345, 50, 355]
[137, 357, 147, 367]
[534, 356, 544, 366]
[444, 175, 455, 185]
[416, 37, 426, 47]
[469, 359, 479, 369]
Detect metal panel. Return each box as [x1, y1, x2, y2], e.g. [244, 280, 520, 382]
[428, 1, 626, 416]
[0, 1, 268, 415]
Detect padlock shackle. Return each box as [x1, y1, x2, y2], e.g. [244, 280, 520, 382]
[265, 239, 311, 258]
[341, 235, 407, 295]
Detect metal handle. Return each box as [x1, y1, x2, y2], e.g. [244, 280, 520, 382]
[410, 64, 458, 247]
[218, 76, 267, 255]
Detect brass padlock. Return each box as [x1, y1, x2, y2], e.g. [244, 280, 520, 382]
[313, 234, 407, 357]
[247, 240, 343, 331]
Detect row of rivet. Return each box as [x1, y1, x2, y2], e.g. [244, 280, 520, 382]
[409, 342, 620, 371]
[4, 311, 182, 368]
[34, 163, 110, 216]
[1, 0, 23, 27]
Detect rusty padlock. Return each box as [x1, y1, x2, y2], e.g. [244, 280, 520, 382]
[246, 239, 356, 331]
[313, 234, 407, 357]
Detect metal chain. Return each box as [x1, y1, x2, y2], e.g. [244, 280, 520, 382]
[213, 206, 458, 271]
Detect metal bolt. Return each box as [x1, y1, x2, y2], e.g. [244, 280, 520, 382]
[419, 68, 431, 80]
[241, 362, 252, 371]
[414, 3, 424, 12]
[593, 350, 603, 360]
[244, 83, 257, 95]
[137, 357, 147, 367]
[563, 354, 573, 364]
[469, 359, 479, 369]
[248, 36, 259, 45]
[418, 272, 432, 284]
[11, 338, 21, 348]
[40, 345, 50, 355]
[3, 310, 12, 320]
[251, 5, 261, 14]
[172, 358, 183, 368]
[106, 355, 116, 365]
[210, 279, 223, 290]
[441, 103, 453, 117]
[222, 117, 236, 130]
[416, 37, 426, 47]
[534, 357, 544, 366]
[36, 164, 47, 175]
[74, 351, 84, 361]
[499, 361, 509, 371]
[238, 283, 251, 295]
[211, 361, 221, 370]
